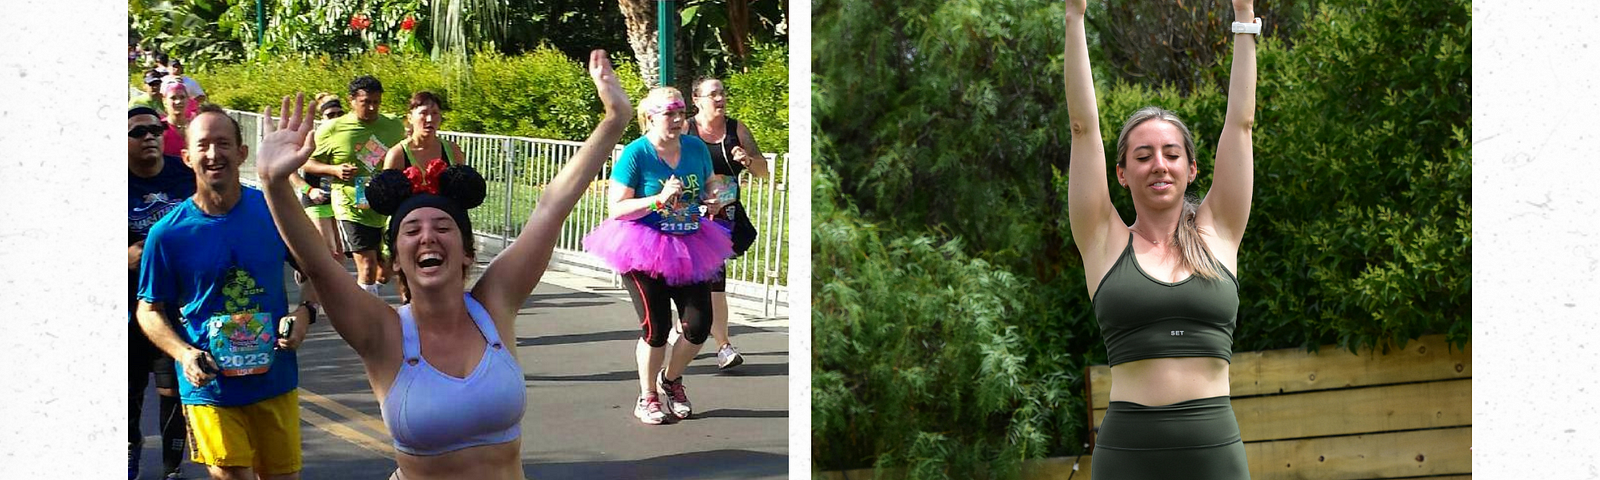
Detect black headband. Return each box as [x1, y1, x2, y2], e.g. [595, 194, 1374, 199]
[319, 99, 343, 112]
[129, 106, 160, 119]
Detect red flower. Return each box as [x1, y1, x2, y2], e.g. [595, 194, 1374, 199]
[349, 14, 371, 31]
[376, 44, 390, 54]
[403, 159, 449, 195]
[400, 15, 416, 32]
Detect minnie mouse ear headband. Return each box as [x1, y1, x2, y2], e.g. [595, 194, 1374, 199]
[366, 159, 488, 254]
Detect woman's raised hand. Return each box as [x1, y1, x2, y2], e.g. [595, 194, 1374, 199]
[589, 50, 633, 122]
[1066, 0, 1087, 17]
[257, 93, 317, 183]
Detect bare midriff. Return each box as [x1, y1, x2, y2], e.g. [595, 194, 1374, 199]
[1107, 356, 1230, 406]
[393, 440, 523, 480]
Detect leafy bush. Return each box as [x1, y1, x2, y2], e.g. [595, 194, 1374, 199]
[189, 46, 786, 153]
[812, 161, 1081, 477]
[1233, 0, 1471, 351]
[723, 42, 789, 158]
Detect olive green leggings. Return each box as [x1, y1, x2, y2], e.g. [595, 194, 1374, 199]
[1091, 395, 1250, 480]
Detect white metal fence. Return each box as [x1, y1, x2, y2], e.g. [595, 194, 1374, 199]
[226, 110, 789, 316]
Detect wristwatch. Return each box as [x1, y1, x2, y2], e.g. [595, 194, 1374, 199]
[300, 301, 319, 324]
[1232, 17, 1262, 35]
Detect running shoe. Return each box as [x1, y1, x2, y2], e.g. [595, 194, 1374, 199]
[716, 343, 745, 370]
[635, 393, 667, 425]
[657, 370, 693, 419]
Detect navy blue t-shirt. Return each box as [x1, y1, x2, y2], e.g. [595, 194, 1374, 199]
[130, 155, 195, 321]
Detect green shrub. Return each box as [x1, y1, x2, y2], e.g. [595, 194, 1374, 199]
[812, 161, 1078, 477]
[723, 42, 789, 159]
[188, 47, 786, 154]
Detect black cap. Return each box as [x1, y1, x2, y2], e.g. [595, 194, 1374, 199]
[143, 70, 162, 86]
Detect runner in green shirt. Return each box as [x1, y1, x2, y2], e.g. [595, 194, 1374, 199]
[129, 70, 167, 117]
[304, 76, 405, 297]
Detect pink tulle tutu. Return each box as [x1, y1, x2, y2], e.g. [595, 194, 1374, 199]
[582, 218, 733, 286]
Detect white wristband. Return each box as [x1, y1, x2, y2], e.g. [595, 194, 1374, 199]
[1231, 17, 1262, 35]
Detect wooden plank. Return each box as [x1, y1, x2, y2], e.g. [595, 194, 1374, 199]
[1021, 456, 1089, 479]
[1246, 427, 1471, 479]
[1090, 380, 1471, 442]
[1089, 334, 1470, 408]
[833, 457, 1469, 480]
[815, 467, 904, 480]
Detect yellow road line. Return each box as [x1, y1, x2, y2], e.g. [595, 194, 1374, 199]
[299, 388, 391, 437]
[299, 401, 395, 457]
[297, 388, 394, 457]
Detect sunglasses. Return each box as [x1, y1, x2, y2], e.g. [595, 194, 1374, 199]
[128, 123, 166, 139]
[322, 109, 345, 119]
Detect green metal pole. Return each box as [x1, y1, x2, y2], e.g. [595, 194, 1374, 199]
[657, 0, 674, 87]
[256, 0, 265, 47]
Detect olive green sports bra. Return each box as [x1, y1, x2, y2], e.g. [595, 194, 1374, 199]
[1092, 233, 1239, 366]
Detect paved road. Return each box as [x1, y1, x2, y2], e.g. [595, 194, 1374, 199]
[134, 256, 789, 480]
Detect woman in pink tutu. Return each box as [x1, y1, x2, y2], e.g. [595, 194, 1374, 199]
[583, 87, 733, 425]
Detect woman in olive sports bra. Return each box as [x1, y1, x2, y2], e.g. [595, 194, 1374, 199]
[252, 50, 633, 480]
[1064, 0, 1259, 478]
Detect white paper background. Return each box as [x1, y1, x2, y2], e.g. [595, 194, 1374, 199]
[785, 1, 813, 478]
[0, 0, 127, 477]
[1473, 1, 1600, 477]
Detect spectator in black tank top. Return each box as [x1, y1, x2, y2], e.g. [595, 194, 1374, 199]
[686, 77, 770, 370]
[382, 91, 465, 173]
[382, 91, 465, 304]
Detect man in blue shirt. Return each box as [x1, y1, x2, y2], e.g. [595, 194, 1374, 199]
[136, 104, 313, 480]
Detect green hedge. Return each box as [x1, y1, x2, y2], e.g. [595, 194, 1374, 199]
[813, 0, 1469, 475]
[813, 162, 1077, 479]
[188, 45, 787, 152]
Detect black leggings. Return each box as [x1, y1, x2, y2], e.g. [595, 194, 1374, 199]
[129, 321, 187, 474]
[620, 272, 713, 348]
[1091, 395, 1249, 480]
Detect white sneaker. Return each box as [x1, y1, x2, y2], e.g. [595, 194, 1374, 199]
[657, 370, 693, 419]
[634, 393, 667, 425]
[717, 343, 745, 370]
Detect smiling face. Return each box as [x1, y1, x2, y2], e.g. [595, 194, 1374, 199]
[182, 112, 247, 193]
[394, 207, 470, 291]
[163, 87, 189, 118]
[1116, 119, 1197, 210]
